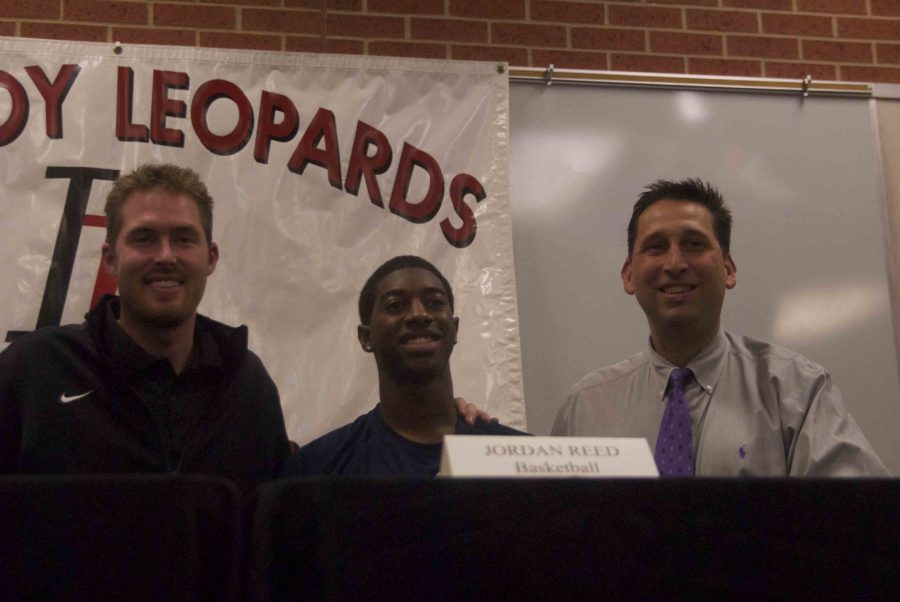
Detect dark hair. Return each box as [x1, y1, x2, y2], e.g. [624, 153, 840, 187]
[359, 255, 454, 325]
[627, 178, 732, 256]
[105, 163, 214, 245]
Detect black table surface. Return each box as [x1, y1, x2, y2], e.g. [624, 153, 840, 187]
[250, 478, 900, 601]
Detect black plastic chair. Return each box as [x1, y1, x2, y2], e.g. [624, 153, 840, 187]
[0, 474, 242, 601]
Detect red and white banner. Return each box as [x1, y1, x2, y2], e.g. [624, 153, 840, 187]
[0, 37, 524, 441]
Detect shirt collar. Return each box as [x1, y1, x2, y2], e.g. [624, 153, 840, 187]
[102, 301, 224, 376]
[104, 303, 158, 377]
[647, 330, 728, 401]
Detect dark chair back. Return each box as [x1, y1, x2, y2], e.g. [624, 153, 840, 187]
[0, 474, 242, 601]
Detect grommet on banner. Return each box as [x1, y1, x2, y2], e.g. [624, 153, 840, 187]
[544, 63, 554, 86]
[801, 74, 812, 97]
[497, 64, 506, 74]
[113, 41, 123, 55]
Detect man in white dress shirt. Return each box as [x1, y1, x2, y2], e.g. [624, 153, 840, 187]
[553, 178, 888, 477]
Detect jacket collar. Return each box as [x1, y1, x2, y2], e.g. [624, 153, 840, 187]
[85, 294, 247, 376]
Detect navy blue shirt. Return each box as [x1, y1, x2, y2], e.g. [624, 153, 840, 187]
[282, 406, 527, 478]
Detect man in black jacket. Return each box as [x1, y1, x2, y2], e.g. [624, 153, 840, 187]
[0, 163, 290, 493]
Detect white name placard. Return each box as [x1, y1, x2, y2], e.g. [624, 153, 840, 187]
[438, 436, 659, 478]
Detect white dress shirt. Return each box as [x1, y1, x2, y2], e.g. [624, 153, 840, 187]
[552, 331, 889, 477]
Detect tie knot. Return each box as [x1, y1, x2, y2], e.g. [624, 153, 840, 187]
[668, 367, 693, 390]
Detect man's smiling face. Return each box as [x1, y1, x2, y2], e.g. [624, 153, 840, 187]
[622, 198, 736, 342]
[359, 267, 458, 382]
[102, 188, 218, 332]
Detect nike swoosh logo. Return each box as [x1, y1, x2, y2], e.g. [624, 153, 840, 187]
[60, 390, 93, 403]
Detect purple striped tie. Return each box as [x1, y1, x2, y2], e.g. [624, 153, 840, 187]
[654, 368, 694, 477]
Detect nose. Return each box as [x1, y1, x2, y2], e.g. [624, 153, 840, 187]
[663, 247, 688, 273]
[154, 239, 176, 265]
[405, 297, 432, 325]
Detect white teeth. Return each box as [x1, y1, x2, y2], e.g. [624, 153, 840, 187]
[151, 280, 180, 288]
[406, 335, 437, 343]
[662, 285, 691, 293]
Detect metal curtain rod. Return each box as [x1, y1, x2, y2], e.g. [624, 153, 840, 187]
[508, 65, 872, 98]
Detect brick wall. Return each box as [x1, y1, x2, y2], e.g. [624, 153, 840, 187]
[2, 0, 899, 83]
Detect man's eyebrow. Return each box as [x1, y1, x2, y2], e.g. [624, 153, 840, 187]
[641, 227, 711, 240]
[125, 226, 155, 237]
[420, 287, 448, 296]
[378, 288, 408, 301]
[680, 227, 713, 239]
[638, 231, 665, 244]
[378, 287, 448, 299]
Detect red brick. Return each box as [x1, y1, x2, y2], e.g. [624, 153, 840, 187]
[327, 14, 404, 38]
[765, 61, 837, 80]
[0, 22, 13, 35]
[689, 57, 762, 76]
[492, 23, 567, 47]
[610, 53, 685, 72]
[654, 0, 718, 6]
[154, 4, 235, 30]
[877, 43, 900, 64]
[841, 65, 900, 83]
[872, 0, 900, 18]
[314, 0, 362, 9]
[370, 0, 443, 13]
[838, 17, 900, 40]
[762, 13, 833, 37]
[727, 35, 798, 58]
[723, 0, 791, 8]
[449, 0, 525, 19]
[285, 37, 366, 54]
[326, 38, 365, 54]
[203, 0, 279, 5]
[803, 39, 872, 62]
[531, 1, 605, 25]
[450, 44, 529, 65]
[532, 49, 609, 69]
[112, 27, 196, 46]
[199, 31, 282, 50]
[0, 0, 59, 19]
[572, 27, 645, 51]
[796, 0, 867, 14]
[651, 31, 723, 55]
[284, 36, 325, 52]
[22, 22, 108, 42]
[412, 18, 488, 43]
[609, 5, 682, 29]
[283, 0, 328, 7]
[687, 9, 758, 33]
[65, 0, 148, 24]
[369, 41, 448, 59]
[243, 9, 321, 35]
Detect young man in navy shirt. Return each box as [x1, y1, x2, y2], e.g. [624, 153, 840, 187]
[282, 255, 524, 478]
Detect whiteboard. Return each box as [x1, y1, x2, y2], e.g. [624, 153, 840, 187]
[509, 82, 900, 474]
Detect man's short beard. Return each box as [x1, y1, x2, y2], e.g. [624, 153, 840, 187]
[131, 306, 193, 330]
